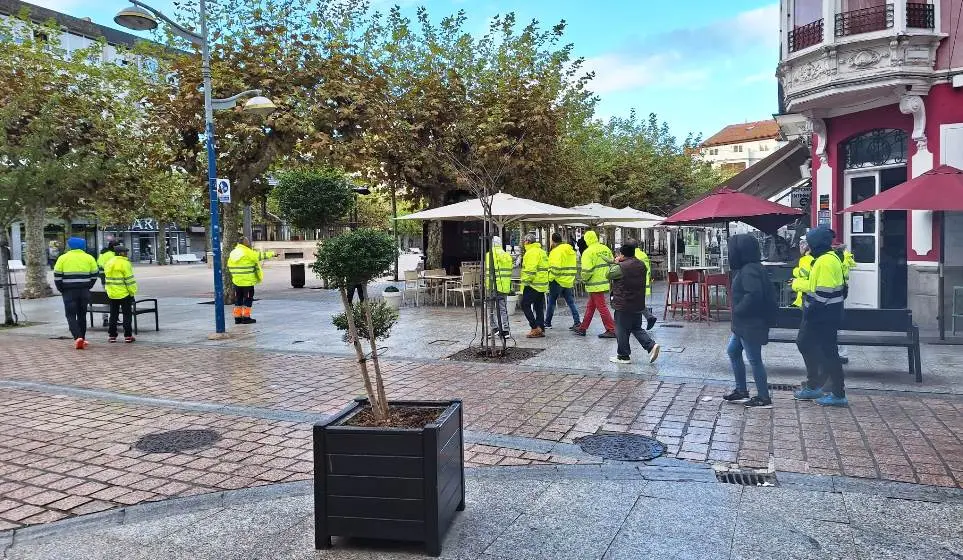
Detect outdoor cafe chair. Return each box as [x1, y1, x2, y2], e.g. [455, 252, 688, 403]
[402, 270, 428, 307]
[445, 270, 479, 308]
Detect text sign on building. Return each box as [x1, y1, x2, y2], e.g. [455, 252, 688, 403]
[216, 178, 231, 203]
[790, 186, 810, 209]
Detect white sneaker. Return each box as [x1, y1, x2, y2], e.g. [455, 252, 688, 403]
[609, 356, 631, 365]
[648, 344, 661, 364]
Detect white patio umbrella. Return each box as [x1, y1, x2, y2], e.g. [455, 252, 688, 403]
[395, 192, 592, 227]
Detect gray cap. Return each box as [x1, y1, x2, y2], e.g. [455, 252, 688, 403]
[113, 244, 129, 254]
[523, 233, 537, 244]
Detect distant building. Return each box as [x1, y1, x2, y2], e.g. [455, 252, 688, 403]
[699, 120, 786, 175]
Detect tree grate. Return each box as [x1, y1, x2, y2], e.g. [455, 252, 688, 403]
[715, 470, 778, 487]
[767, 383, 800, 392]
[134, 429, 221, 454]
[575, 434, 666, 461]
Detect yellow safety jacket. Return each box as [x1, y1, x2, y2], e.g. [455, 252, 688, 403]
[838, 249, 855, 282]
[104, 255, 138, 299]
[548, 243, 578, 289]
[227, 244, 268, 287]
[521, 242, 549, 293]
[791, 253, 814, 307]
[96, 250, 115, 271]
[634, 248, 652, 297]
[53, 249, 98, 292]
[484, 247, 513, 294]
[580, 231, 613, 293]
[802, 251, 845, 324]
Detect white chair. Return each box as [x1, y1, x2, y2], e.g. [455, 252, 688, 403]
[402, 270, 428, 306]
[445, 271, 479, 308]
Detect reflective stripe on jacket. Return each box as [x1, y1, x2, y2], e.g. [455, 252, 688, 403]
[791, 253, 814, 307]
[53, 249, 98, 292]
[802, 251, 845, 324]
[548, 243, 578, 289]
[485, 248, 513, 294]
[227, 244, 263, 287]
[104, 256, 138, 299]
[521, 242, 549, 293]
[579, 231, 613, 293]
[634, 248, 652, 296]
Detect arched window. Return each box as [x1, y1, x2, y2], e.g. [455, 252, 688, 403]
[843, 129, 907, 169]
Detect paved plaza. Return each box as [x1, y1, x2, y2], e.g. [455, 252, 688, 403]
[2, 262, 963, 558]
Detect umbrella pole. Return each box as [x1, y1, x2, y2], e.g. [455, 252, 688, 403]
[940, 210, 946, 341]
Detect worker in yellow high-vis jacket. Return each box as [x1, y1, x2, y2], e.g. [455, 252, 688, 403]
[54, 237, 99, 349]
[103, 244, 138, 343]
[790, 238, 814, 308]
[485, 235, 514, 339]
[227, 237, 275, 324]
[520, 233, 549, 338]
[546, 232, 581, 330]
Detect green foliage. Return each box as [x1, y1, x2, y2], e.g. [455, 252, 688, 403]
[313, 228, 397, 287]
[332, 299, 399, 341]
[273, 167, 355, 230]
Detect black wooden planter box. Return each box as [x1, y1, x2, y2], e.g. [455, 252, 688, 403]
[313, 398, 465, 557]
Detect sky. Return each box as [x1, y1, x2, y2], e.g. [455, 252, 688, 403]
[27, 0, 780, 142]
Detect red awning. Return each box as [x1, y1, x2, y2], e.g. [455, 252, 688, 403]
[842, 165, 963, 212]
[661, 188, 804, 233]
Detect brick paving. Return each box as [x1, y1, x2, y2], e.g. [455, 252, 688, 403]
[2, 336, 963, 531]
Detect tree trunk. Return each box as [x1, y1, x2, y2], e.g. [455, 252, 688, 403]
[361, 286, 389, 417]
[340, 287, 385, 421]
[156, 221, 168, 266]
[0, 227, 13, 325]
[427, 221, 442, 270]
[21, 204, 53, 299]
[221, 203, 241, 305]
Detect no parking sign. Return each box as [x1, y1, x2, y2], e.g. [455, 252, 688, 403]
[216, 178, 231, 203]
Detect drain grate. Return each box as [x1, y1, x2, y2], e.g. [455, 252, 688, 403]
[575, 434, 666, 461]
[660, 324, 684, 328]
[767, 383, 800, 392]
[716, 470, 778, 487]
[134, 429, 221, 454]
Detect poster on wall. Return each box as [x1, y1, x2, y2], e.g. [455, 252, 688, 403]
[852, 215, 864, 233]
[819, 194, 830, 211]
[818, 210, 830, 226]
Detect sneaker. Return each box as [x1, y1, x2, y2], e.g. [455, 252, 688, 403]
[242, 317, 257, 324]
[124, 336, 136, 343]
[815, 394, 849, 407]
[82, 340, 89, 349]
[646, 316, 657, 330]
[723, 390, 750, 403]
[108, 337, 117, 343]
[527, 328, 545, 339]
[544, 324, 553, 329]
[609, 356, 631, 364]
[234, 317, 243, 325]
[648, 344, 660, 364]
[569, 324, 579, 331]
[745, 396, 773, 409]
[501, 331, 511, 339]
[793, 388, 826, 401]
[74, 338, 84, 350]
[598, 331, 616, 339]
[572, 328, 586, 336]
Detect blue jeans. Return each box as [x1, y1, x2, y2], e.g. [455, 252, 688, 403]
[727, 334, 770, 400]
[546, 281, 580, 327]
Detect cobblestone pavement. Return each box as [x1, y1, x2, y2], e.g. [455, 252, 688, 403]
[1, 335, 962, 532]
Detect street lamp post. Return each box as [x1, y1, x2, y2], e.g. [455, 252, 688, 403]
[115, 0, 275, 334]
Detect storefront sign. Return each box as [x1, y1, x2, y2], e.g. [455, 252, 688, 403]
[790, 186, 811, 209]
[131, 218, 157, 231]
[819, 194, 830, 211]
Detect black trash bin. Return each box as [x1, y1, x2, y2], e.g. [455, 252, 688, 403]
[290, 262, 305, 288]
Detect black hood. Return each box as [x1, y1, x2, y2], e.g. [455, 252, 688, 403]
[727, 234, 762, 270]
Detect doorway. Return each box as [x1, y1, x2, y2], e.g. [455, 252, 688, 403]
[843, 166, 908, 309]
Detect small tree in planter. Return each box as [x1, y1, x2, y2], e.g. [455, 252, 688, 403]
[312, 228, 465, 555]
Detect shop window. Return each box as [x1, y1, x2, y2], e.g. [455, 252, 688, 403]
[843, 129, 907, 169]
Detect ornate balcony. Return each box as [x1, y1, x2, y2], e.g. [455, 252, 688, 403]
[778, 0, 945, 114]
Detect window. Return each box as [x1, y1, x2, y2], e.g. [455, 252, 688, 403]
[843, 129, 907, 169]
[733, 145, 743, 153]
[760, 144, 770, 151]
[707, 148, 718, 156]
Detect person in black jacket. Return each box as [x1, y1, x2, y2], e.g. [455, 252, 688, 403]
[723, 234, 778, 409]
[608, 242, 660, 365]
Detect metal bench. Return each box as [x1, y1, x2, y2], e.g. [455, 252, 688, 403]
[768, 306, 922, 383]
[171, 254, 201, 264]
[87, 291, 159, 334]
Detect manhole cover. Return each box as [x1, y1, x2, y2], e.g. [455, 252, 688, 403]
[716, 470, 777, 487]
[575, 434, 666, 461]
[133, 429, 221, 454]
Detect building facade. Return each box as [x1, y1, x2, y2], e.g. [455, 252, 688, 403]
[700, 120, 786, 175]
[776, 0, 963, 331]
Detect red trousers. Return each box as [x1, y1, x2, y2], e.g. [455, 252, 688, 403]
[579, 292, 615, 333]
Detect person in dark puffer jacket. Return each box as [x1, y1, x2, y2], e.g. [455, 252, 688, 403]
[723, 234, 778, 409]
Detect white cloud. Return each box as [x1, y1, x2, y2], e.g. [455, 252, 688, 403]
[583, 52, 710, 94]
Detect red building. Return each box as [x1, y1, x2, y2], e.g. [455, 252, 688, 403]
[777, 0, 963, 333]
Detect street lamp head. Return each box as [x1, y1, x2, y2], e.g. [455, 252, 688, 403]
[114, 5, 159, 31]
[242, 96, 276, 117]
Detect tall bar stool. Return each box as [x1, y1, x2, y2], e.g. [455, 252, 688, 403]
[702, 273, 730, 321]
[663, 271, 693, 319]
[681, 270, 705, 322]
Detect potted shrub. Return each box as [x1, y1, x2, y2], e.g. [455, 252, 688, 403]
[312, 228, 465, 557]
[382, 285, 402, 310]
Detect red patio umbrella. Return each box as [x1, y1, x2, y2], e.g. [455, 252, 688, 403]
[662, 188, 804, 233]
[842, 164, 963, 340]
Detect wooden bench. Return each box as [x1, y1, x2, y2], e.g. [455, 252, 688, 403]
[768, 306, 922, 383]
[87, 291, 159, 334]
[171, 253, 201, 264]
